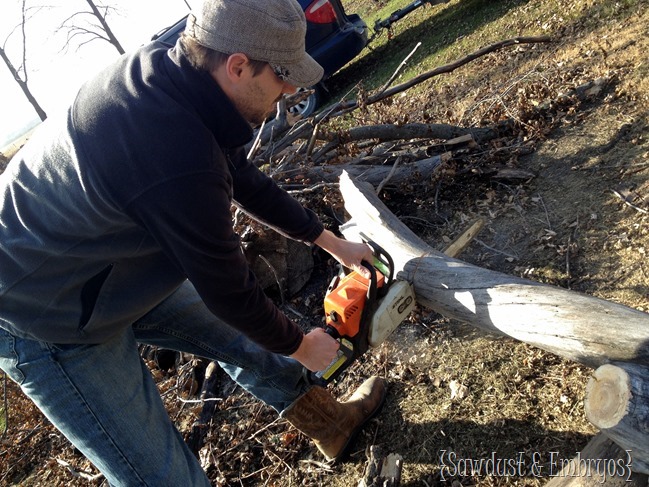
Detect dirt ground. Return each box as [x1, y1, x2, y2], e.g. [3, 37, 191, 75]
[1, 0, 648, 485]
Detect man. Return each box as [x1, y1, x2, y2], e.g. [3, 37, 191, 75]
[0, 0, 386, 484]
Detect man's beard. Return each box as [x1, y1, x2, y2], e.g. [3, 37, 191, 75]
[234, 85, 280, 126]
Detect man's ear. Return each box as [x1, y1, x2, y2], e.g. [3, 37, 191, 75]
[224, 53, 251, 83]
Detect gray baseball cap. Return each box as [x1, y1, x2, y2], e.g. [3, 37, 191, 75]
[185, 0, 324, 87]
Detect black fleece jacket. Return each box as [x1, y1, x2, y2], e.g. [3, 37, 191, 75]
[0, 40, 323, 354]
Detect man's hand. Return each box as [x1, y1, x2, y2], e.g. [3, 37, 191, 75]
[289, 328, 339, 371]
[314, 229, 374, 279]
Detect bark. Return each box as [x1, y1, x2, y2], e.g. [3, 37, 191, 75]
[337, 171, 649, 368]
[242, 230, 314, 298]
[584, 363, 649, 474]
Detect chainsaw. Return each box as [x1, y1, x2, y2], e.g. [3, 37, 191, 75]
[313, 239, 416, 384]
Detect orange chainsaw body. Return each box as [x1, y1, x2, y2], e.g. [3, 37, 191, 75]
[323, 270, 385, 339]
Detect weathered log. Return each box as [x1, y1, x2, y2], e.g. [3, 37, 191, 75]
[584, 363, 649, 474]
[337, 171, 649, 368]
[545, 433, 648, 486]
[280, 156, 444, 186]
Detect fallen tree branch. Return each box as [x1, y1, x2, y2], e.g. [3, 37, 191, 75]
[321, 123, 499, 145]
[327, 36, 553, 119]
[337, 171, 649, 368]
[275, 155, 444, 186]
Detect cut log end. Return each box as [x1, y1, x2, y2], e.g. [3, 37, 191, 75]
[584, 364, 631, 429]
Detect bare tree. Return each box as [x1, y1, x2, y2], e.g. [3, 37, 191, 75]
[0, 0, 47, 121]
[59, 0, 125, 55]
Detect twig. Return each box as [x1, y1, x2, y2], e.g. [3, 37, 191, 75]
[305, 123, 320, 158]
[160, 383, 181, 397]
[247, 417, 282, 441]
[283, 304, 305, 319]
[474, 239, 519, 259]
[1, 372, 8, 439]
[286, 182, 339, 194]
[592, 161, 649, 170]
[376, 157, 402, 194]
[247, 118, 266, 160]
[298, 459, 334, 471]
[257, 439, 293, 473]
[177, 396, 223, 404]
[238, 462, 271, 481]
[55, 458, 104, 482]
[399, 215, 441, 230]
[461, 64, 544, 126]
[377, 41, 422, 95]
[534, 194, 553, 230]
[566, 234, 572, 281]
[610, 188, 648, 214]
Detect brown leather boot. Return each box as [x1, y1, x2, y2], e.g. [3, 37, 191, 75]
[282, 376, 387, 462]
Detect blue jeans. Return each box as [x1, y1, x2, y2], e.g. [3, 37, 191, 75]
[0, 281, 310, 486]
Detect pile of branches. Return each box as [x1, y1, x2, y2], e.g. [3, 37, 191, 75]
[248, 37, 556, 192]
[244, 35, 613, 205]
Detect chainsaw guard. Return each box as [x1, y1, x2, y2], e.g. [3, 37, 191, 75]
[368, 281, 416, 347]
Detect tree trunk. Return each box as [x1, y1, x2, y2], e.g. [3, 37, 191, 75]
[544, 433, 648, 486]
[0, 46, 47, 121]
[85, 0, 125, 54]
[337, 171, 649, 369]
[584, 363, 649, 474]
